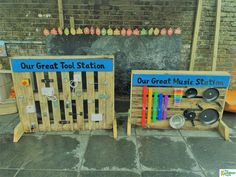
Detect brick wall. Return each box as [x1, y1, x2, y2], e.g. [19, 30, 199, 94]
[0, 0, 235, 88]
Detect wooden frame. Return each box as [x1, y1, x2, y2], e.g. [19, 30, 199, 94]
[127, 70, 230, 140]
[11, 55, 117, 142]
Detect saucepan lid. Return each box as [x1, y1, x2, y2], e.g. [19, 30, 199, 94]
[203, 88, 219, 102]
[199, 108, 219, 125]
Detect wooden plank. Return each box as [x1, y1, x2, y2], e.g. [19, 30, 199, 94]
[105, 66, 115, 126]
[212, 0, 222, 71]
[48, 72, 62, 131]
[113, 118, 117, 139]
[147, 88, 153, 126]
[98, 72, 106, 129]
[86, 72, 95, 130]
[0, 99, 17, 115]
[70, 16, 75, 29]
[35, 72, 51, 131]
[218, 120, 230, 141]
[127, 110, 132, 136]
[189, 0, 202, 70]
[61, 72, 73, 131]
[131, 119, 219, 130]
[132, 87, 227, 96]
[74, 72, 84, 130]
[58, 0, 64, 29]
[13, 122, 24, 143]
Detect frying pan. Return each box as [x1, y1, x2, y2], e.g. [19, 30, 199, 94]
[185, 88, 198, 98]
[183, 109, 196, 126]
[199, 108, 219, 125]
[203, 88, 219, 102]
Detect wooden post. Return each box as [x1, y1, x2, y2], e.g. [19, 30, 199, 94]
[189, 0, 203, 71]
[212, 0, 222, 71]
[58, 0, 64, 29]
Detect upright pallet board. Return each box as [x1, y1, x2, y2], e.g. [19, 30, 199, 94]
[11, 56, 116, 142]
[128, 70, 231, 140]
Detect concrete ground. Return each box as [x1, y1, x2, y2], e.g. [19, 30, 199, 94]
[0, 112, 236, 177]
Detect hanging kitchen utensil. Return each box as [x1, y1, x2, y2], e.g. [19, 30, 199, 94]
[167, 28, 174, 36]
[43, 28, 50, 36]
[185, 88, 198, 98]
[141, 28, 147, 35]
[76, 27, 83, 35]
[152, 90, 158, 122]
[107, 27, 113, 35]
[147, 88, 153, 126]
[64, 28, 70, 36]
[121, 28, 126, 36]
[153, 28, 160, 35]
[101, 27, 107, 35]
[148, 28, 154, 35]
[127, 28, 132, 36]
[58, 27, 63, 35]
[199, 108, 219, 125]
[95, 27, 101, 35]
[160, 28, 167, 35]
[158, 93, 163, 120]
[114, 28, 120, 35]
[90, 26, 95, 35]
[169, 115, 185, 129]
[203, 88, 219, 102]
[163, 95, 168, 120]
[183, 109, 196, 126]
[141, 86, 148, 128]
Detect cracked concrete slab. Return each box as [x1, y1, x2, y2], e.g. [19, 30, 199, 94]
[186, 137, 236, 175]
[0, 169, 17, 177]
[16, 170, 78, 177]
[79, 171, 140, 177]
[82, 135, 137, 170]
[136, 128, 180, 137]
[141, 171, 205, 177]
[137, 136, 200, 171]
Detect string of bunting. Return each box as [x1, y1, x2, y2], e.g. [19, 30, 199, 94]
[43, 27, 182, 36]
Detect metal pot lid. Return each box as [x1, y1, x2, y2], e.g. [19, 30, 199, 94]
[203, 88, 219, 102]
[183, 109, 196, 120]
[185, 88, 198, 98]
[199, 109, 219, 125]
[169, 115, 185, 129]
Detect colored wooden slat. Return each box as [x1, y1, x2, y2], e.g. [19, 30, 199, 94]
[147, 88, 153, 126]
[141, 86, 148, 128]
[35, 72, 51, 131]
[86, 72, 95, 130]
[61, 72, 73, 131]
[158, 93, 163, 120]
[152, 90, 158, 122]
[58, 0, 64, 29]
[163, 95, 168, 120]
[48, 72, 62, 131]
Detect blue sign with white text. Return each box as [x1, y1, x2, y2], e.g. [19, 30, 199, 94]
[133, 74, 230, 88]
[11, 58, 113, 72]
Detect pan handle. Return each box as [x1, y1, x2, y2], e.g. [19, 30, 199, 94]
[215, 101, 223, 109]
[196, 103, 203, 111]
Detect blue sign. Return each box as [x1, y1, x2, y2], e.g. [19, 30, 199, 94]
[133, 74, 230, 88]
[11, 58, 113, 72]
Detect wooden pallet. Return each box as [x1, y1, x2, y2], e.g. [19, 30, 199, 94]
[11, 55, 117, 142]
[127, 70, 231, 140]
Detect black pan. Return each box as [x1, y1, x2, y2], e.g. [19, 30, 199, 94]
[203, 88, 219, 102]
[185, 88, 198, 98]
[199, 108, 219, 125]
[183, 109, 196, 126]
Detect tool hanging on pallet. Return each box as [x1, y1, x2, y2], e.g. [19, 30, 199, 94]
[174, 88, 184, 106]
[158, 93, 163, 120]
[152, 90, 158, 122]
[141, 86, 148, 128]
